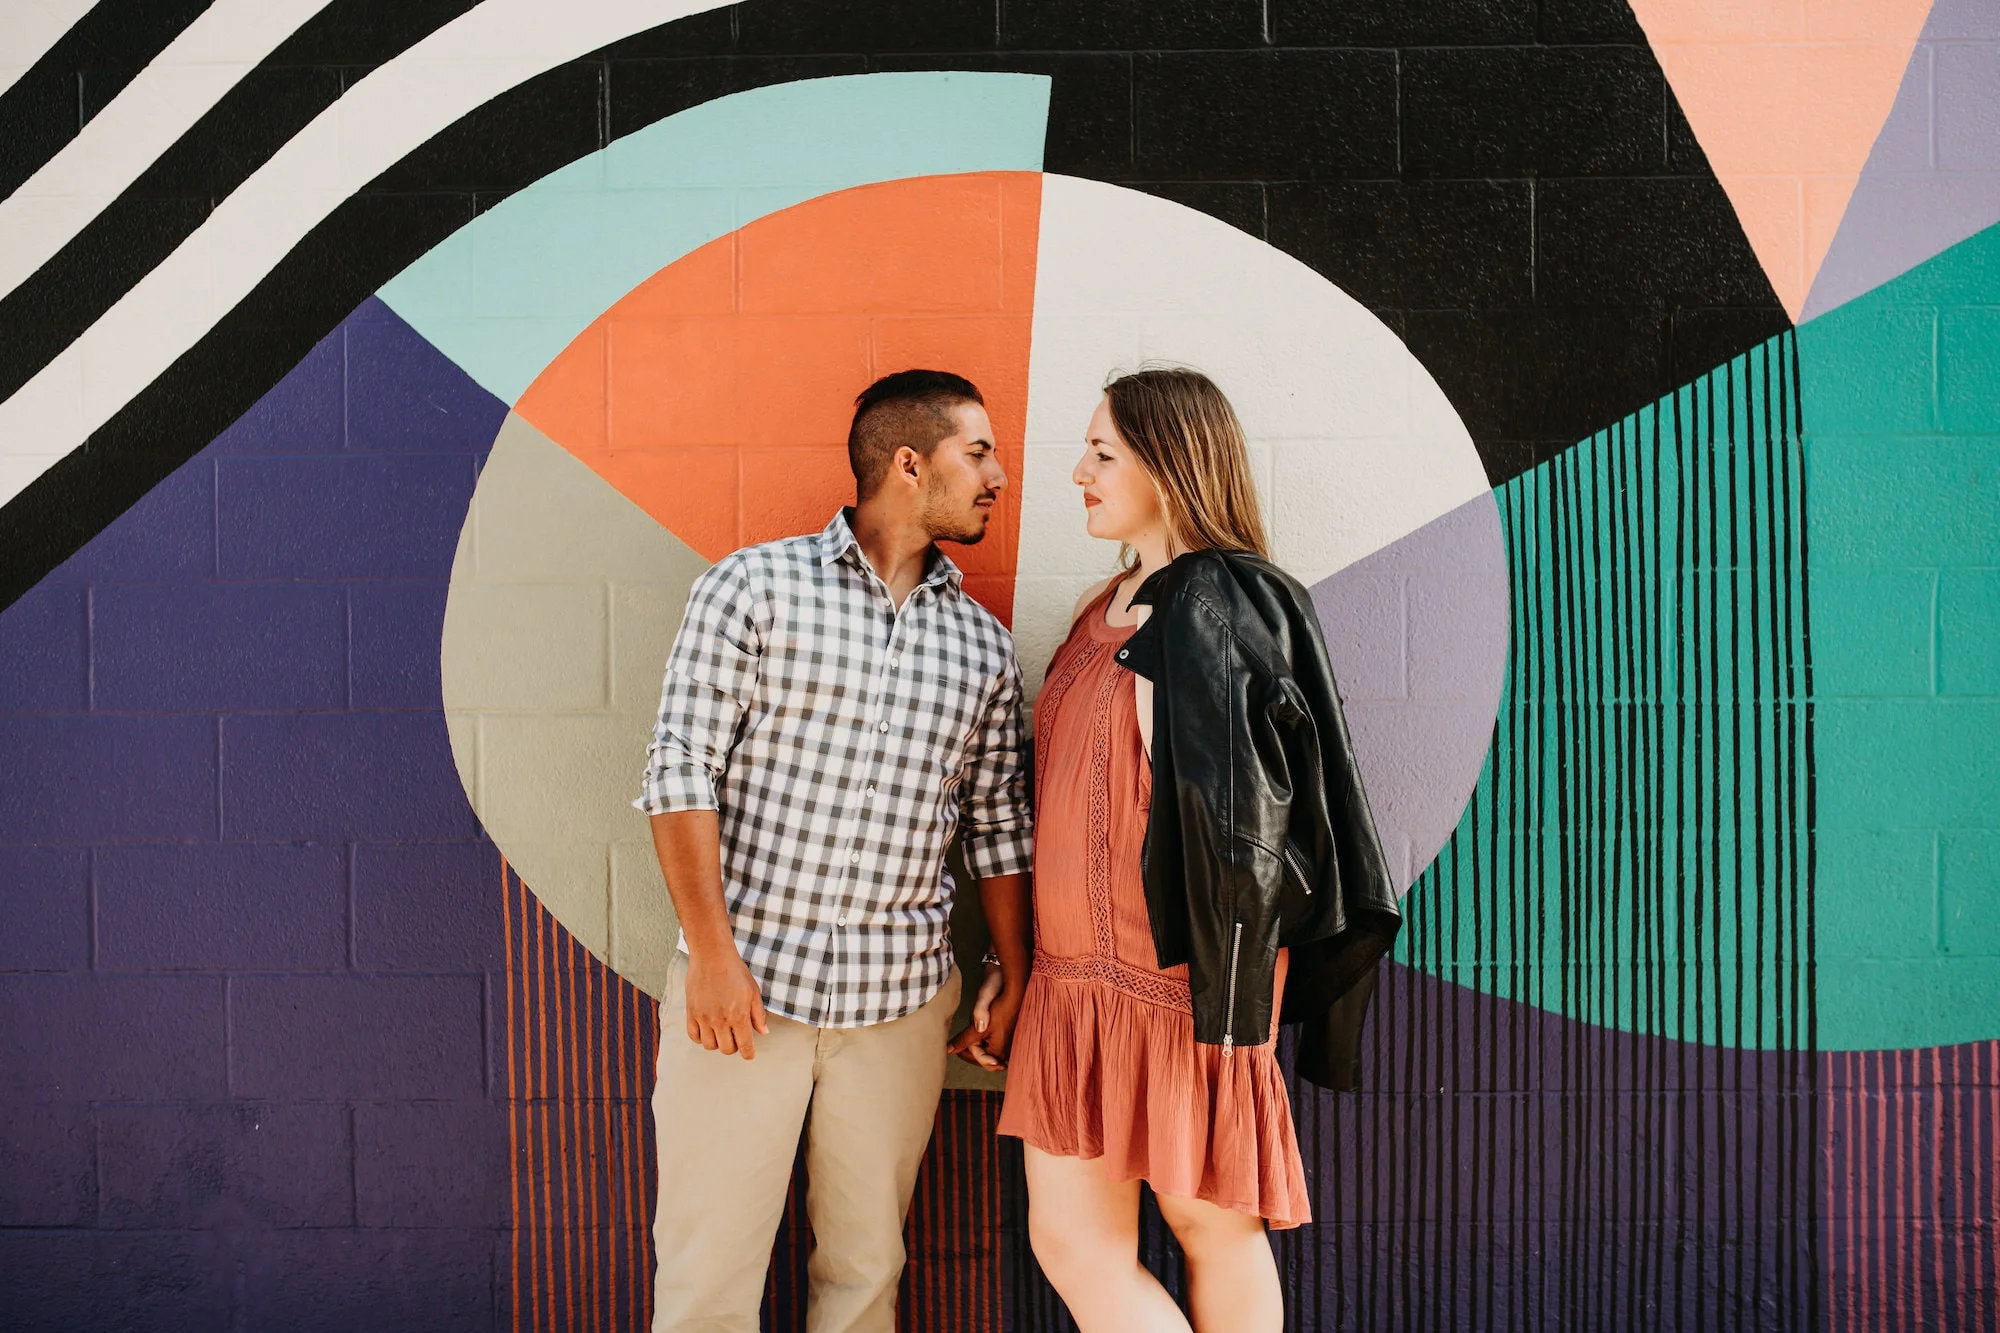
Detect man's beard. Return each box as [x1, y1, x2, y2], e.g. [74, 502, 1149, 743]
[920, 485, 991, 545]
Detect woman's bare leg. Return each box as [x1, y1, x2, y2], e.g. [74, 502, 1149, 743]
[1023, 1146, 1192, 1333]
[1154, 1190, 1283, 1333]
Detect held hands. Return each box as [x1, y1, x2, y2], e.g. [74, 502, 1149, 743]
[684, 950, 770, 1060]
[947, 962, 1022, 1072]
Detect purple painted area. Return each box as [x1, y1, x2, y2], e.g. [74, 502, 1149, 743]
[0, 847, 89, 971]
[354, 1102, 510, 1226]
[234, 1229, 496, 1333]
[0, 975, 228, 1100]
[95, 843, 349, 971]
[1312, 492, 1509, 894]
[353, 841, 505, 971]
[90, 582, 350, 712]
[229, 974, 488, 1099]
[0, 1104, 95, 1226]
[96, 1102, 354, 1229]
[0, 298, 511, 1328]
[1804, 0, 2000, 320]
[1280, 961, 1816, 1326]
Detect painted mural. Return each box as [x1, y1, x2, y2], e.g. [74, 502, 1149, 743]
[1, 1, 1995, 1330]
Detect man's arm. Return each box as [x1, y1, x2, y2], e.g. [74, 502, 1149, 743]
[948, 656, 1035, 1067]
[947, 870, 1030, 1068]
[649, 810, 767, 1059]
[634, 558, 768, 1060]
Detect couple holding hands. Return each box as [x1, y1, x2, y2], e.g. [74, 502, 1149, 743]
[638, 366, 1398, 1333]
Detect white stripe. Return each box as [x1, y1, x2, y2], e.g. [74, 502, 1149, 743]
[0, 0, 340, 303]
[0, 0, 724, 510]
[0, 0, 100, 99]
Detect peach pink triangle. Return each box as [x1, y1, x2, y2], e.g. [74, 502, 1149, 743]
[1628, 0, 1935, 320]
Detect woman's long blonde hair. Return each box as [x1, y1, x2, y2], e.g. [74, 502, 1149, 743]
[1102, 365, 1270, 562]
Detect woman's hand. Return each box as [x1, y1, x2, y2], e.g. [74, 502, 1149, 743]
[948, 962, 1020, 1070]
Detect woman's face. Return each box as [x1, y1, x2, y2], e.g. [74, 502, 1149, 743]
[1074, 397, 1166, 547]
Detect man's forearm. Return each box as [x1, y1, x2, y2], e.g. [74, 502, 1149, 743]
[648, 809, 741, 961]
[976, 872, 1031, 982]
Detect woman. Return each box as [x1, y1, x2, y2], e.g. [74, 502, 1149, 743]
[975, 367, 1399, 1332]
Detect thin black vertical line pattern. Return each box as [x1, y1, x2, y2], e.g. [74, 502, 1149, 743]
[1750, 338, 1774, 1322]
[1692, 371, 1712, 1329]
[1670, 380, 1691, 1333]
[1583, 430, 1608, 1329]
[1597, 423, 1622, 1329]
[1511, 473, 1536, 1333]
[1785, 330, 1811, 1328]
[1725, 356, 1750, 1325]
[1501, 484, 1528, 1333]
[1548, 459, 1575, 1328]
[1792, 327, 1824, 1333]
[1612, 412, 1644, 1333]
[1574, 437, 1599, 1329]
[1703, 365, 1724, 1329]
[1531, 464, 1554, 1332]
[1585, 434, 1612, 1328]
[1458, 769, 1478, 1333]
[1645, 396, 1670, 1332]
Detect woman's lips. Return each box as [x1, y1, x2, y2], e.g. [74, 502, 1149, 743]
[1083, 495, 1101, 507]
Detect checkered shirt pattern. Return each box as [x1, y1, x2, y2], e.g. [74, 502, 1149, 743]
[635, 509, 1033, 1028]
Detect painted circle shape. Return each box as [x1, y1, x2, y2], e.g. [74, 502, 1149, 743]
[440, 172, 1508, 1000]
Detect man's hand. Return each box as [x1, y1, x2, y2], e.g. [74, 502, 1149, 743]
[948, 964, 1024, 1071]
[684, 951, 770, 1060]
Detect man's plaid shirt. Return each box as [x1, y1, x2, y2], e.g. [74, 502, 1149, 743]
[635, 509, 1033, 1028]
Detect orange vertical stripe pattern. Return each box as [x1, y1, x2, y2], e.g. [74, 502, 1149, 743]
[503, 854, 1006, 1332]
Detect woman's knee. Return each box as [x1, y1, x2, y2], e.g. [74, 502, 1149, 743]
[1028, 1202, 1117, 1284]
[1155, 1193, 1267, 1262]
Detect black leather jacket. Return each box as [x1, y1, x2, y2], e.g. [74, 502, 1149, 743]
[1117, 549, 1400, 1091]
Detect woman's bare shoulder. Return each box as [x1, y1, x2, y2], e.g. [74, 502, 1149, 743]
[1070, 573, 1119, 626]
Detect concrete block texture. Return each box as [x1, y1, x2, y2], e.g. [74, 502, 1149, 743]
[96, 1102, 354, 1229]
[228, 974, 486, 1100]
[94, 842, 348, 972]
[0, 715, 217, 844]
[90, 582, 348, 712]
[0, 975, 226, 1100]
[0, 1103, 95, 1226]
[0, 846, 90, 972]
[353, 1101, 508, 1227]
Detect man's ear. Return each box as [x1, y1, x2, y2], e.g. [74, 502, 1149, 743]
[892, 444, 924, 489]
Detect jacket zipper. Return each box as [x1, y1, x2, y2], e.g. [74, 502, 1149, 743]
[1283, 843, 1313, 896]
[1221, 920, 1243, 1058]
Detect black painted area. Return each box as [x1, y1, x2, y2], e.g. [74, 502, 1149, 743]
[4, 0, 1790, 609]
[0, 0, 213, 199]
[0, 0, 484, 405]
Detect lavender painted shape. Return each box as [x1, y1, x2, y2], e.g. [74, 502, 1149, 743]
[1311, 491, 1509, 895]
[1805, 0, 2000, 320]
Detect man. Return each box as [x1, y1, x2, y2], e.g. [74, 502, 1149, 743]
[635, 369, 1034, 1333]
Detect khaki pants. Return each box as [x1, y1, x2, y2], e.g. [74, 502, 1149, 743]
[650, 955, 960, 1333]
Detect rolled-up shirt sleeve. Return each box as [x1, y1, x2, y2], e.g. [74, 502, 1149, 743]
[956, 654, 1034, 878]
[634, 557, 763, 816]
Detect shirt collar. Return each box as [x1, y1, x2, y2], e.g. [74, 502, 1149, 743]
[816, 508, 964, 591]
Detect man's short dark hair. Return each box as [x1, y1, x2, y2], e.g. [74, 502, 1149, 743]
[847, 369, 985, 498]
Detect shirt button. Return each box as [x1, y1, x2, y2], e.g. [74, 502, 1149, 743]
[836, 915, 848, 927]
[1118, 649, 1129, 659]
[865, 785, 877, 799]
[850, 851, 861, 864]
[878, 720, 890, 732]
[889, 655, 900, 668]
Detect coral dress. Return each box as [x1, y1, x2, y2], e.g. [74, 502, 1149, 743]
[997, 589, 1312, 1228]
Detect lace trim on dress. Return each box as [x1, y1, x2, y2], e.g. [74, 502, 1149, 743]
[1033, 950, 1193, 1013]
[1084, 661, 1123, 959]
